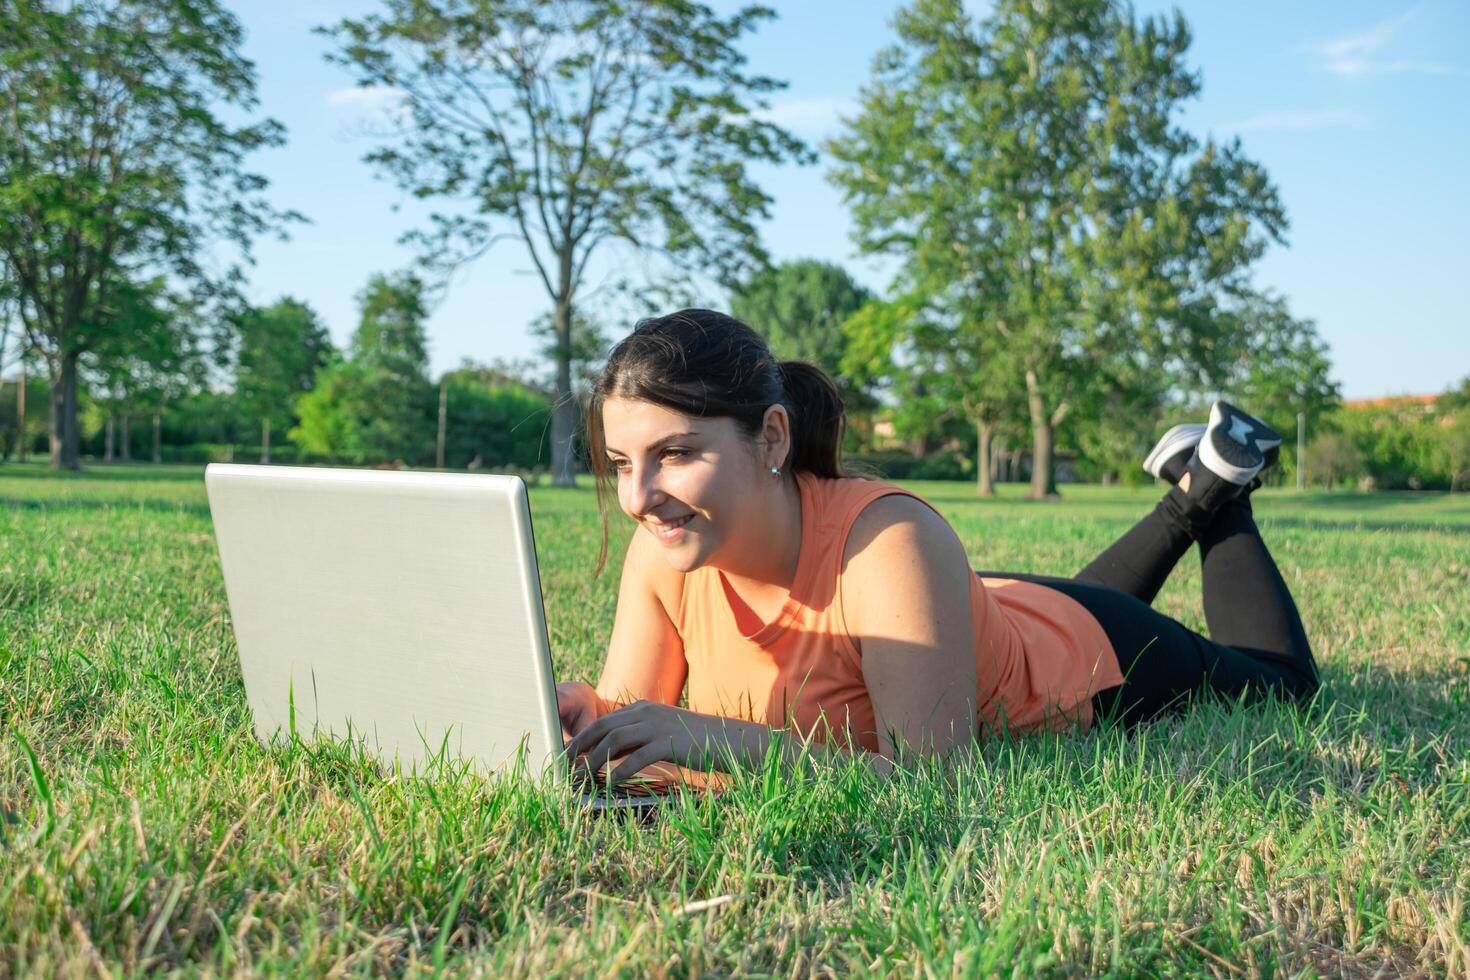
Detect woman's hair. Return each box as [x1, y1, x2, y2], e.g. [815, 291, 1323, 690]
[584, 308, 848, 573]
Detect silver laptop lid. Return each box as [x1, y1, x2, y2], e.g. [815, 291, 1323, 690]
[205, 464, 564, 780]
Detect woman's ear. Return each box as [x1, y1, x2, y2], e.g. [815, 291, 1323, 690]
[761, 403, 793, 471]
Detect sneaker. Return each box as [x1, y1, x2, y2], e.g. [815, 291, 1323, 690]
[1143, 423, 1206, 484]
[1198, 400, 1280, 485]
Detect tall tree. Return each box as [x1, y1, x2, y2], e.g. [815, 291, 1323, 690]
[232, 298, 335, 463]
[323, 0, 811, 486]
[829, 0, 1287, 497]
[0, 0, 294, 469]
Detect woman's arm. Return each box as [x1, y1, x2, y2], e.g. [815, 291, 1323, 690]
[565, 699, 898, 785]
[591, 524, 688, 712]
[839, 494, 979, 762]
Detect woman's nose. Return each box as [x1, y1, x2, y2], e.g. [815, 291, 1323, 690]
[624, 462, 665, 516]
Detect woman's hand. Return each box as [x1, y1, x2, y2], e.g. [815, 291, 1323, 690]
[555, 681, 608, 738]
[564, 700, 734, 786]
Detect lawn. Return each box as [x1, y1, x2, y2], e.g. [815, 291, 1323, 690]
[3, 462, 1468, 976]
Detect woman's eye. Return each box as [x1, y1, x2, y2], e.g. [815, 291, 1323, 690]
[662, 448, 688, 461]
[607, 457, 629, 472]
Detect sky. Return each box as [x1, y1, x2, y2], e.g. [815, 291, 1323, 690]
[228, 0, 1469, 401]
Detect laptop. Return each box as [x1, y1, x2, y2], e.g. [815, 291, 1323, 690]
[204, 463, 677, 813]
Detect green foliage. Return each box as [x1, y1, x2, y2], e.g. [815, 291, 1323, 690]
[290, 273, 435, 464]
[160, 389, 247, 448]
[730, 260, 875, 404]
[232, 297, 335, 439]
[1302, 431, 1364, 489]
[828, 0, 1288, 496]
[440, 365, 552, 471]
[0, 372, 48, 460]
[86, 276, 205, 415]
[0, 0, 295, 467]
[1328, 401, 1459, 491]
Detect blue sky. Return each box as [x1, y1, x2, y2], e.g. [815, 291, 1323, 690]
[232, 1, 1468, 401]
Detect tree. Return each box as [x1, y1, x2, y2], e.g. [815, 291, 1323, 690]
[291, 273, 435, 464]
[86, 276, 201, 463]
[322, 0, 811, 486]
[1304, 431, 1363, 489]
[730, 260, 875, 403]
[0, 0, 295, 469]
[232, 298, 334, 462]
[828, 0, 1287, 497]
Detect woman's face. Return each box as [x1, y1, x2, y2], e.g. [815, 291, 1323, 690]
[601, 396, 784, 573]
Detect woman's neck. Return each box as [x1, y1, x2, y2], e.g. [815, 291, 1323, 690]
[717, 475, 803, 594]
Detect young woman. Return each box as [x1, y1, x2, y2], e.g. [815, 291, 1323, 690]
[560, 309, 1319, 785]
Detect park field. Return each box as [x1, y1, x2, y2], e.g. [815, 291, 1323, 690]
[3, 463, 1468, 977]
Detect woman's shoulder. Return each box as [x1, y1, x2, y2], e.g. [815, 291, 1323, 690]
[800, 470, 942, 530]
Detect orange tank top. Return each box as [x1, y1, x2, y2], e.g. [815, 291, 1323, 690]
[676, 471, 1123, 751]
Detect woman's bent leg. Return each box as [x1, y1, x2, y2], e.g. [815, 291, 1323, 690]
[1040, 578, 1317, 725]
[1196, 497, 1319, 694]
[971, 572, 1318, 725]
[1072, 494, 1196, 605]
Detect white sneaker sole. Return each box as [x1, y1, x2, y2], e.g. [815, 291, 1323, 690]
[1143, 423, 1206, 479]
[1199, 403, 1266, 485]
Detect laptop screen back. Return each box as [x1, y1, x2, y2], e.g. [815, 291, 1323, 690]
[205, 464, 563, 780]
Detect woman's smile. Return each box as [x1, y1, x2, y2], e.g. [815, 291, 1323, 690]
[648, 514, 694, 541]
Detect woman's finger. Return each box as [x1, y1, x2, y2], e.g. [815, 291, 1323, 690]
[604, 743, 672, 787]
[565, 709, 622, 760]
[577, 724, 651, 783]
[565, 700, 647, 758]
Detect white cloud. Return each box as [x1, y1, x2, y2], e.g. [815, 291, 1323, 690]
[325, 85, 408, 116]
[1223, 108, 1371, 134]
[1310, 4, 1463, 78]
[752, 97, 858, 138]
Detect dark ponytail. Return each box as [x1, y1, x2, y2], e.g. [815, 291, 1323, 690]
[585, 308, 853, 573]
[776, 360, 846, 479]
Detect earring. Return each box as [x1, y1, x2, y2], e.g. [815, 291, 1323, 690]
[770, 465, 780, 478]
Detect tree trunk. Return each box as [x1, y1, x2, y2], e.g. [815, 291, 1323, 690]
[48, 368, 61, 467]
[550, 295, 577, 488]
[15, 360, 24, 463]
[104, 417, 115, 462]
[975, 417, 995, 497]
[55, 351, 81, 470]
[121, 414, 132, 462]
[1025, 369, 1058, 499]
[435, 380, 447, 469]
[152, 408, 161, 464]
[261, 417, 271, 464]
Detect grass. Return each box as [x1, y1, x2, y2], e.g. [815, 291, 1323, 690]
[2, 461, 1469, 977]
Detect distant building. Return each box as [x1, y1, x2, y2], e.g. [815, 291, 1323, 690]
[1343, 393, 1457, 428]
[1343, 394, 1439, 412]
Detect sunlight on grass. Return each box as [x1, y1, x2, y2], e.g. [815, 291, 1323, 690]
[2, 463, 1467, 975]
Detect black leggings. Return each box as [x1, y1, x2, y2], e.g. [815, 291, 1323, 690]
[978, 488, 1320, 727]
